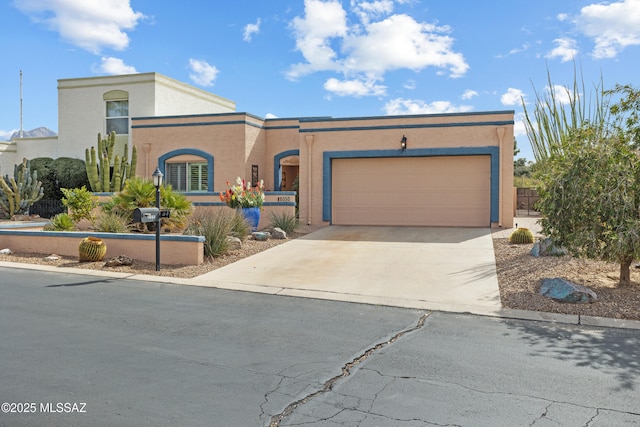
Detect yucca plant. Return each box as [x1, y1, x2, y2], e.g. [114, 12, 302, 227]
[269, 211, 298, 234]
[184, 209, 235, 257]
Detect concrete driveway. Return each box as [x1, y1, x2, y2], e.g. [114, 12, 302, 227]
[193, 226, 502, 315]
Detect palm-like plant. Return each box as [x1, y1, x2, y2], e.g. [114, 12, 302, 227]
[105, 176, 192, 232]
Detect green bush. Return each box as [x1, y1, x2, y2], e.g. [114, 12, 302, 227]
[51, 157, 90, 190]
[61, 186, 97, 223]
[269, 211, 298, 234]
[184, 209, 235, 258]
[43, 213, 75, 231]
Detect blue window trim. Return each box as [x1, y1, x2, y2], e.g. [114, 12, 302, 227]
[273, 149, 300, 191]
[158, 148, 214, 192]
[322, 146, 500, 224]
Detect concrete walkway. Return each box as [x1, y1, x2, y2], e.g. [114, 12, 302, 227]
[192, 226, 503, 316]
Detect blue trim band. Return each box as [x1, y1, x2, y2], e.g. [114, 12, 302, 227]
[322, 146, 500, 224]
[0, 229, 205, 242]
[302, 121, 513, 133]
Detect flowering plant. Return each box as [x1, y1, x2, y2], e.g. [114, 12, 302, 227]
[219, 177, 265, 208]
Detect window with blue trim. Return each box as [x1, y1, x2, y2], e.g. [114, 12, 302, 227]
[166, 162, 208, 192]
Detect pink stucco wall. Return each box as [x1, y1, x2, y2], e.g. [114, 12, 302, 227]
[132, 111, 514, 228]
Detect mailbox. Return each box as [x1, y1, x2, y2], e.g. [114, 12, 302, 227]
[133, 207, 160, 223]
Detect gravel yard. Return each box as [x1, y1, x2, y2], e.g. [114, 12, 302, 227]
[1, 222, 638, 321]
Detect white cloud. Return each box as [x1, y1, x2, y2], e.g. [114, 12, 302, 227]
[575, 0, 640, 59]
[384, 98, 473, 115]
[546, 38, 578, 62]
[343, 14, 468, 78]
[351, 0, 394, 25]
[324, 77, 386, 96]
[501, 88, 525, 106]
[546, 84, 573, 105]
[14, 0, 145, 54]
[403, 79, 416, 90]
[461, 89, 478, 100]
[265, 113, 278, 119]
[189, 59, 219, 87]
[243, 18, 261, 42]
[557, 13, 569, 22]
[514, 112, 527, 138]
[287, 0, 468, 86]
[97, 57, 137, 75]
[287, 0, 348, 79]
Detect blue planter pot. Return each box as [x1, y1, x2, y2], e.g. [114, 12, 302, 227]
[240, 207, 260, 231]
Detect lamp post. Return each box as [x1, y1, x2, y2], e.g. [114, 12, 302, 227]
[152, 167, 163, 271]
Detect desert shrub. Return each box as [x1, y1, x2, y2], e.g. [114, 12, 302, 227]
[184, 209, 235, 258]
[61, 186, 98, 223]
[93, 211, 131, 233]
[269, 211, 298, 234]
[231, 210, 251, 239]
[43, 213, 75, 231]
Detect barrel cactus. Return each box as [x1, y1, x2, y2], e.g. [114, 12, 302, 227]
[509, 227, 534, 244]
[78, 236, 107, 262]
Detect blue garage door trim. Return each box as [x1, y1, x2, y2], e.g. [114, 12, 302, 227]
[322, 146, 500, 224]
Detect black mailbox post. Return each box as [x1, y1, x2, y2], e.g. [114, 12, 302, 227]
[133, 207, 160, 223]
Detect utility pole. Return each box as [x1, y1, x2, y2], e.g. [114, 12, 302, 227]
[19, 70, 24, 138]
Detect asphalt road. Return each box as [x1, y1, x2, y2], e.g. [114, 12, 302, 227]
[1, 267, 639, 426]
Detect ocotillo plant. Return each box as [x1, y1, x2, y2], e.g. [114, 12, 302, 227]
[0, 158, 44, 219]
[85, 131, 137, 192]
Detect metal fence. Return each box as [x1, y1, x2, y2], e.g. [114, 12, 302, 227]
[29, 199, 65, 219]
[516, 188, 540, 217]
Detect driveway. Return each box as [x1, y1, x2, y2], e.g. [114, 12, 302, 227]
[193, 226, 501, 315]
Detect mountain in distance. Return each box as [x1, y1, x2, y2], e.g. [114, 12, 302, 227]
[9, 127, 57, 140]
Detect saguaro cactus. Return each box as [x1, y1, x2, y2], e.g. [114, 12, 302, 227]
[85, 131, 137, 192]
[0, 158, 44, 219]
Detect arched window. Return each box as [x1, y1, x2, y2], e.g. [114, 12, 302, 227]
[159, 149, 214, 193]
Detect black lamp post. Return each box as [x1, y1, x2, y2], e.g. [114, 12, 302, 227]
[152, 167, 163, 271]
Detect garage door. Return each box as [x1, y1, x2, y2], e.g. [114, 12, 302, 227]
[332, 156, 491, 227]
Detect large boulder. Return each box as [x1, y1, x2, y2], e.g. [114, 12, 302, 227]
[226, 236, 242, 251]
[539, 278, 598, 303]
[272, 227, 287, 240]
[104, 254, 134, 267]
[531, 238, 568, 257]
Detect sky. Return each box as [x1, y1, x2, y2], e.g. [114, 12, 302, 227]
[1, 0, 640, 161]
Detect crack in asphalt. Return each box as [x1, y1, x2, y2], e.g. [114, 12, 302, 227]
[268, 312, 431, 427]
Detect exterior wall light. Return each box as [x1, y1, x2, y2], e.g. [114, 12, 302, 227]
[152, 167, 164, 271]
[400, 135, 407, 151]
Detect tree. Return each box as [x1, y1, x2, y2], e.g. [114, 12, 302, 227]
[537, 127, 640, 286]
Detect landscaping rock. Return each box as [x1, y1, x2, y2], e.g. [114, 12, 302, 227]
[531, 238, 568, 257]
[0, 248, 12, 255]
[226, 236, 242, 251]
[44, 254, 60, 262]
[539, 278, 598, 303]
[251, 232, 270, 241]
[272, 227, 287, 240]
[104, 255, 134, 267]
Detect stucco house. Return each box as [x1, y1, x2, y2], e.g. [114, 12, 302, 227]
[1, 72, 514, 228]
